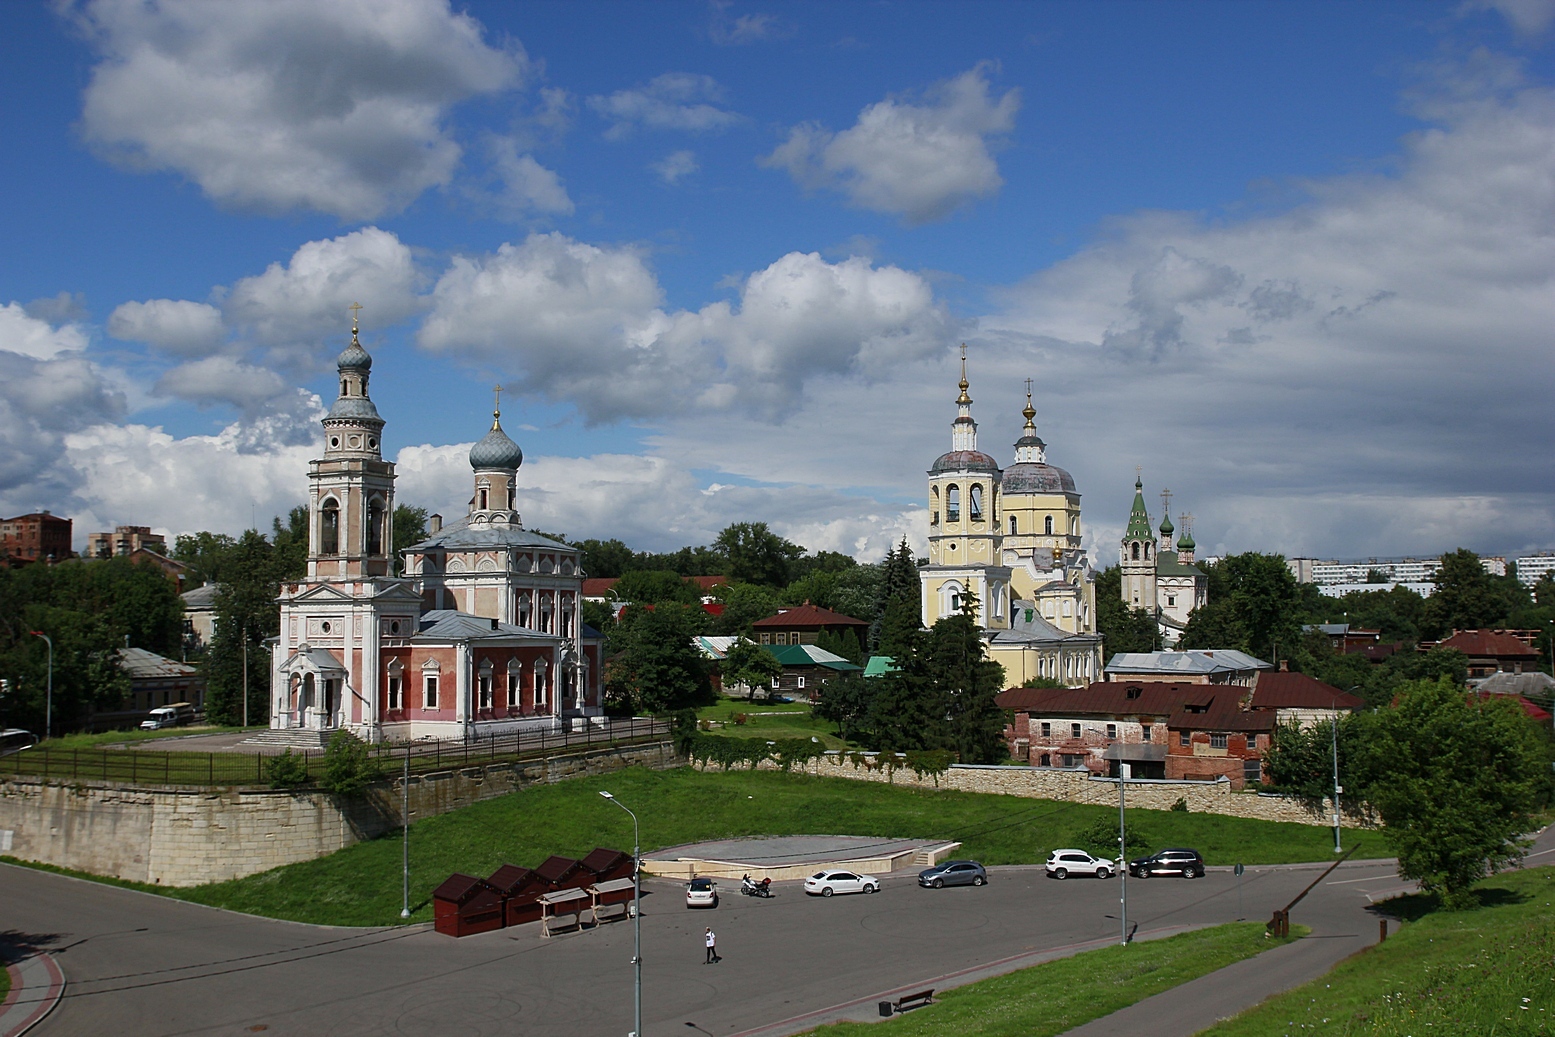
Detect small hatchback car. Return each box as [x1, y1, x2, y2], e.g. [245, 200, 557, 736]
[1128, 848, 1206, 878]
[1045, 849, 1115, 879]
[917, 860, 988, 888]
[803, 870, 879, 897]
[685, 877, 719, 908]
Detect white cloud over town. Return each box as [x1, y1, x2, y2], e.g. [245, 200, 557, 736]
[587, 74, 742, 140]
[71, 0, 522, 219]
[762, 64, 1019, 224]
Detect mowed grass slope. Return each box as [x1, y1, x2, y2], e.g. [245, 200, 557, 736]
[1202, 866, 1555, 1036]
[156, 767, 1382, 926]
[799, 922, 1304, 1037]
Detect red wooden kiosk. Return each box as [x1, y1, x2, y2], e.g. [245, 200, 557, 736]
[580, 847, 635, 883]
[534, 854, 590, 890]
[488, 864, 547, 927]
[432, 873, 504, 938]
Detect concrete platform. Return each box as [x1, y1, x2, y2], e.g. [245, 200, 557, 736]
[641, 835, 961, 881]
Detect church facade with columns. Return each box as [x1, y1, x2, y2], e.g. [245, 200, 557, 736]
[269, 317, 602, 743]
[919, 354, 1103, 687]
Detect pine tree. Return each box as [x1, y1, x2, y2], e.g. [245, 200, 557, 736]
[871, 538, 922, 653]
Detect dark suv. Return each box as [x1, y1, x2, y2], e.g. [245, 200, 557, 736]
[1128, 848, 1205, 878]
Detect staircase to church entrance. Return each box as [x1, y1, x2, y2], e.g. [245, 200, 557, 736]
[241, 729, 334, 750]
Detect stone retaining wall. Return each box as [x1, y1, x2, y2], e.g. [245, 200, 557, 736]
[0, 740, 679, 886]
[773, 752, 1363, 828]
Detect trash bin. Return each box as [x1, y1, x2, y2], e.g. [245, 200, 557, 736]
[879, 1002, 893, 1018]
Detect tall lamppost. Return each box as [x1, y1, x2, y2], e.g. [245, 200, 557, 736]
[1118, 766, 1129, 945]
[29, 632, 51, 740]
[401, 747, 411, 920]
[601, 791, 641, 1037]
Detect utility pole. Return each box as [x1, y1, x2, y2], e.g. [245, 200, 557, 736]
[242, 637, 249, 728]
[29, 632, 51, 740]
[1119, 769, 1128, 945]
[601, 791, 642, 1037]
[401, 747, 411, 919]
[1331, 705, 1343, 854]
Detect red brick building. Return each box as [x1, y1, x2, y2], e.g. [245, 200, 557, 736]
[0, 511, 72, 566]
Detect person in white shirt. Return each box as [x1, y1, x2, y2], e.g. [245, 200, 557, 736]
[704, 927, 718, 963]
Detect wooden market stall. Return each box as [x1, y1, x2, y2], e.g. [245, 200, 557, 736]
[432, 873, 504, 938]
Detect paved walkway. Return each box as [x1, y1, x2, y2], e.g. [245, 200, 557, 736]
[0, 939, 65, 1037]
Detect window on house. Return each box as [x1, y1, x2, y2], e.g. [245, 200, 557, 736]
[479, 674, 493, 711]
[507, 671, 520, 708]
[1210, 733, 1228, 749]
[1179, 730, 1190, 746]
[1167, 595, 1176, 607]
[320, 500, 339, 555]
[535, 662, 549, 705]
[1040, 722, 1051, 738]
[1070, 723, 1081, 738]
[1045, 515, 1053, 535]
[969, 484, 984, 520]
[1106, 724, 1117, 739]
[775, 632, 787, 645]
[424, 675, 439, 709]
[797, 676, 806, 689]
[388, 677, 402, 711]
[1243, 759, 1263, 783]
[1141, 725, 1152, 742]
[760, 633, 770, 645]
[946, 485, 960, 522]
[1039, 753, 1051, 766]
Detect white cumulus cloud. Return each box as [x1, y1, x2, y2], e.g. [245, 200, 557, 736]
[72, 0, 522, 219]
[108, 298, 225, 357]
[418, 233, 953, 421]
[762, 64, 1019, 224]
[0, 302, 90, 360]
[651, 149, 699, 185]
[488, 136, 574, 217]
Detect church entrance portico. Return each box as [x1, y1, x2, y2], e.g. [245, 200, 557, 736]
[278, 645, 347, 731]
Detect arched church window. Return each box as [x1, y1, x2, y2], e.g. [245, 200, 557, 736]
[341, 379, 347, 396]
[969, 484, 984, 521]
[367, 498, 384, 556]
[321, 499, 340, 555]
[1131, 542, 1139, 561]
[1045, 515, 1054, 535]
[946, 485, 961, 522]
[1009, 516, 1017, 535]
[1145, 542, 1152, 558]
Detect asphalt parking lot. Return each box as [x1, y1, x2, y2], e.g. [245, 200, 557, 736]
[1, 853, 1414, 1037]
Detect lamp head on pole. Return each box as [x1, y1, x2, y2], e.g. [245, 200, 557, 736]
[599, 790, 615, 800]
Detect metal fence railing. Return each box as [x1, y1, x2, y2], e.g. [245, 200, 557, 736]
[0, 717, 671, 788]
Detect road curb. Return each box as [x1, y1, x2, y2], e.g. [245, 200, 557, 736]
[0, 942, 65, 1037]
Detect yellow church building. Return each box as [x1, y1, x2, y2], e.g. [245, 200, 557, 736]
[919, 355, 1103, 687]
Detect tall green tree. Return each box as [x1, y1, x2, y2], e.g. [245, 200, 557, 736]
[1354, 678, 1551, 908]
[206, 530, 282, 725]
[602, 603, 713, 714]
[271, 505, 309, 581]
[614, 570, 704, 606]
[714, 522, 804, 588]
[719, 638, 785, 701]
[574, 538, 636, 579]
[390, 504, 428, 576]
[1179, 552, 1306, 662]
[815, 627, 864, 665]
[709, 582, 781, 637]
[1094, 566, 1162, 657]
[872, 538, 922, 655]
[1420, 548, 1516, 639]
[814, 670, 873, 742]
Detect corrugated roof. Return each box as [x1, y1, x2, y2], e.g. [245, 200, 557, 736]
[180, 583, 222, 608]
[1250, 672, 1363, 711]
[752, 603, 868, 629]
[1166, 707, 1275, 732]
[1472, 671, 1555, 697]
[1155, 552, 1204, 577]
[406, 520, 573, 553]
[863, 655, 898, 677]
[411, 610, 552, 642]
[996, 681, 1220, 716]
[117, 647, 198, 679]
[1439, 629, 1539, 658]
[1106, 650, 1271, 676]
[989, 607, 1101, 647]
[763, 644, 863, 671]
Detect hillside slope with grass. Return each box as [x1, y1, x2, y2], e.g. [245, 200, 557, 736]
[1203, 866, 1555, 1035]
[126, 766, 1385, 926]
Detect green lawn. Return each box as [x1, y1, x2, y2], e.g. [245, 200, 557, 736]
[23, 765, 1385, 927]
[1201, 866, 1555, 1036]
[697, 696, 849, 748]
[798, 922, 1305, 1036]
[30, 725, 261, 751]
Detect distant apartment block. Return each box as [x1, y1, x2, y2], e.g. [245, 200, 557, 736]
[1515, 554, 1555, 587]
[0, 511, 72, 565]
[1286, 554, 1508, 597]
[87, 525, 167, 558]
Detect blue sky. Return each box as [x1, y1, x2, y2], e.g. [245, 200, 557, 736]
[2, 0, 1552, 564]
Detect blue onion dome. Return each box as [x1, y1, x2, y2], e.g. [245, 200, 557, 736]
[336, 333, 372, 372]
[469, 417, 523, 470]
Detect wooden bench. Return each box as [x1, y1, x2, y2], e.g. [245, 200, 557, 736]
[892, 989, 934, 1013]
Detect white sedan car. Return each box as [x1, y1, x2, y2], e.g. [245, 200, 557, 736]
[804, 869, 880, 897]
[685, 877, 719, 908]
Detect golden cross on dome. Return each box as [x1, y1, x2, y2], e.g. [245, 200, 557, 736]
[348, 301, 362, 327]
[492, 384, 504, 427]
[1160, 487, 1173, 515]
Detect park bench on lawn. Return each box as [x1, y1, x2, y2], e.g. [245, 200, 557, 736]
[892, 989, 934, 1013]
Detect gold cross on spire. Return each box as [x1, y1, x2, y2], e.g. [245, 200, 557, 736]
[348, 301, 362, 328]
[492, 384, 503, 428]
[956, 343, 971, 404]
[1160, 487, 1173, 515]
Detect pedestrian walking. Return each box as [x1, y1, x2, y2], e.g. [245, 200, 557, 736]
[704, 926, 719, 963]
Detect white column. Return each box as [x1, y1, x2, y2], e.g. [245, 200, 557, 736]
[455, 640, 470, 734]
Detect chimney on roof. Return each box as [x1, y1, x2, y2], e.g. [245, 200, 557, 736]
[491, 617, 499, 630]
[429, 513, 442, 533]
[1279, 659, 1289, 672]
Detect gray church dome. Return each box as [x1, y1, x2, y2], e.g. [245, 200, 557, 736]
[1002, 461, 1077, 494]
[469, 420, 523, 470]
[336, 341, 372, 371]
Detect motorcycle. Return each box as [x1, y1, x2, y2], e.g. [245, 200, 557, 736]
[740, 877, 773, 898]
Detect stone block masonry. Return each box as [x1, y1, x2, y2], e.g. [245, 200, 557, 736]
[0, 741, 678, 887]
[768, 752, 1365, 828]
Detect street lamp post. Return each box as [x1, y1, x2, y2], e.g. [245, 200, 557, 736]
[401, 747, 411, 919]
[29, 632, 51, 740]
[1118, 768, 1128, 946]
[601, 791, 642, 1037]
[1331, 709, 1343, 854]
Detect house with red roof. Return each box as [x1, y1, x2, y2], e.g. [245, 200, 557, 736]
[1248, 669, 1364, 728]
[1429, 629, 1541, 678]
[752, 602, 869, 648]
